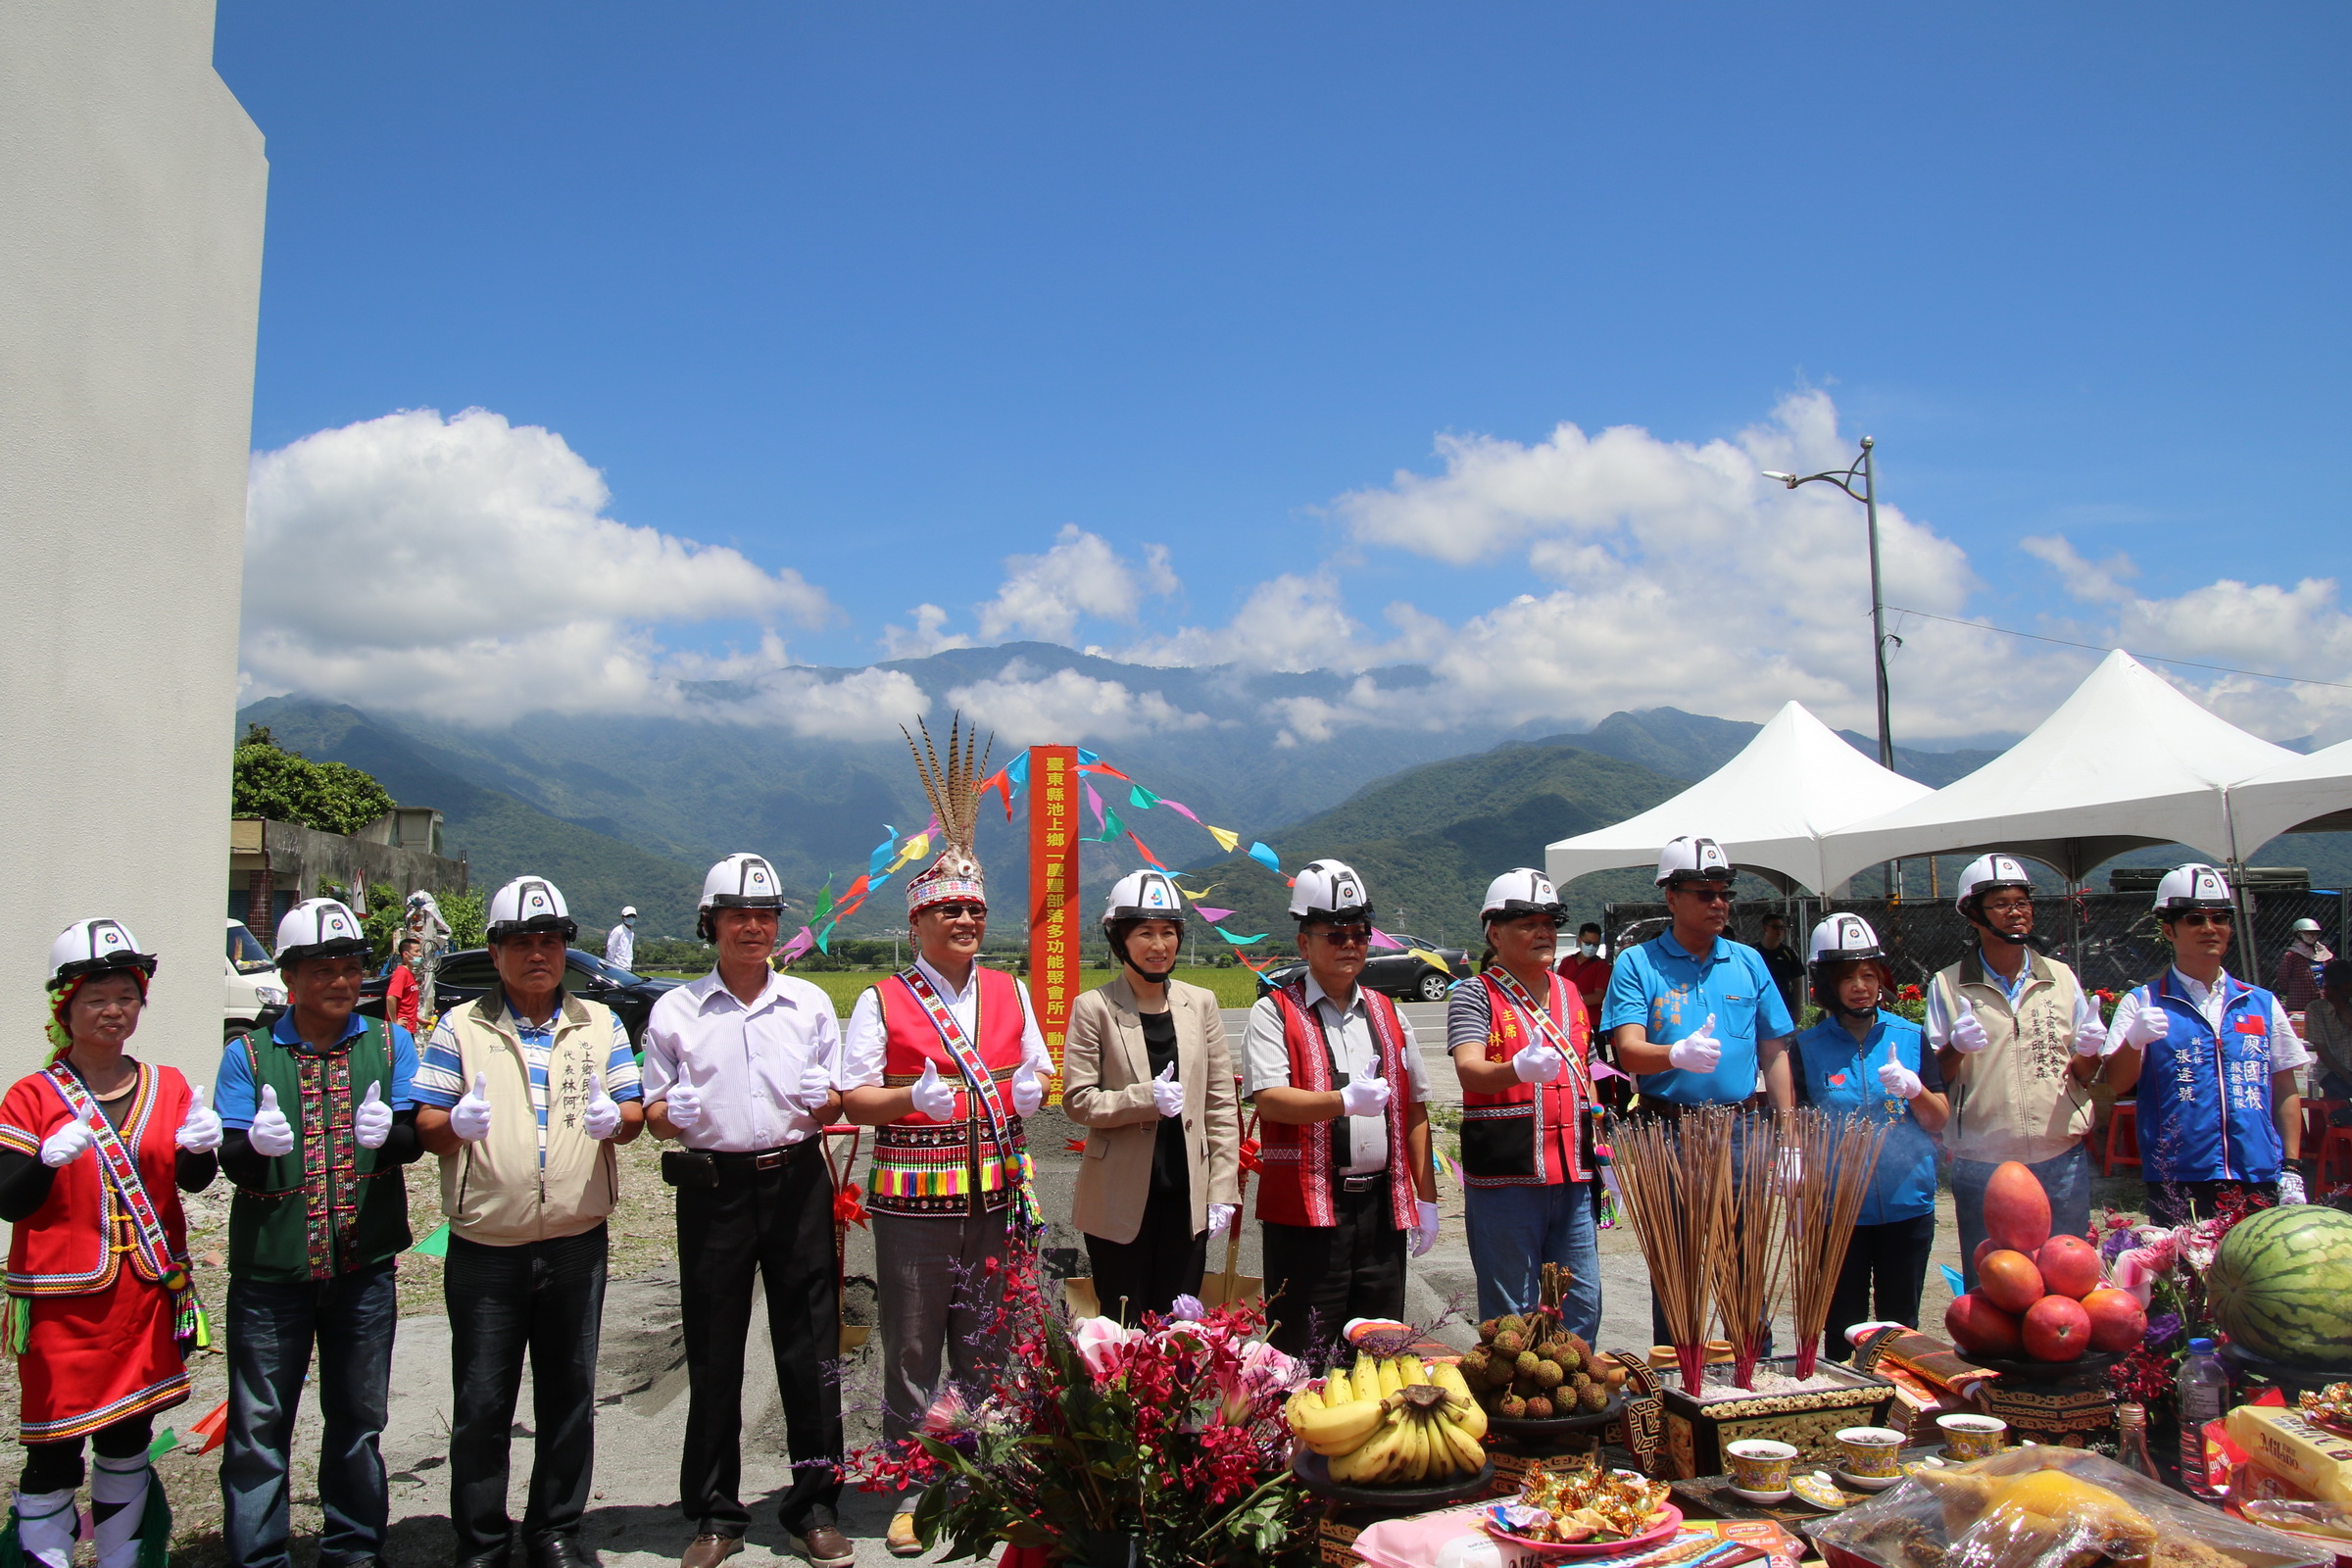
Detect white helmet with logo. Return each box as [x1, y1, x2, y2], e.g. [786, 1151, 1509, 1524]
[1289, 858, 1374, 923]
[1482, 868, 1563, 923]
[1953, 853, 2033, 913]
[486, 876, 578, 944]
[275, 898, 371, 966]
[1102, 869, 1185, 928]
[46, 918, 159, 993]
[698, 853, 786, 939]
[1808, 911, 1886, 967]
[1655, 836, 1735, 887]
[2154, 862, 2234, 916]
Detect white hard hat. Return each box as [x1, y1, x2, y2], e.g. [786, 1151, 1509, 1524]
[1953, 853, 2034, 913]
[1482, 868, 1562, 922]
[2154, 863, 2234, 916]
[1808, 912, 1886, 967]
[486, 876, 577, 943]
[2293, 917, 2322, 934]
[1655, 836, 1735, 887]
[1102, 869, 1185, 927]
[275, 898, 370, 965]
[1289, 858, 1374, 922]
[46, 917, 158, 993]
[620, 906, 638, 919]
[698, 853, 785, 938]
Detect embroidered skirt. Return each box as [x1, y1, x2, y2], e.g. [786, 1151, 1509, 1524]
[16, 1277, 188, 1445]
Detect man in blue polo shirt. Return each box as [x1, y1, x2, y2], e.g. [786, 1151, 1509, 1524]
[1602, 836, 1796, 1341]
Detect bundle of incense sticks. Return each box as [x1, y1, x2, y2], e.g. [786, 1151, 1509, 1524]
[1708, 1112, 1791, 1391]
[1605, 1106, 1736, 1393]
[1780, 1105, 1889, 1378]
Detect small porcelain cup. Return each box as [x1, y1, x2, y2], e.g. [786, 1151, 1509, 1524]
[1726, 1439, 1798, 1494]
[1937, 1413, 2007, 1460]
[1837, 1427, 1907, 1479]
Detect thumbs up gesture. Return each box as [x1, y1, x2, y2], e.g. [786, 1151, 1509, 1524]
[353, 1081, 394, 1150]
[176, 1083, 223, 1152]
[1948, 1003, 1991, 1054]
[1511, 1042, 1567, 1085]
[1667, 1013, 1722, 1074]
[1010, 1059, 1046, 1116]
[248, 1083, 297, 1157]
[449, 1071, 494, 1142]
[1151, 1060, 1185, 1117]
[582, 1071, 621, 1140]
[40, 1113, 96, 1168]
[908, 1061, 957, 1121]
[1338, 1068, 1392, 1119]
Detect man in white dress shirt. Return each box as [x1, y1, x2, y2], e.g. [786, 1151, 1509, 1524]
[641, 856, 851, 1568]
[603, 906, 636, 972]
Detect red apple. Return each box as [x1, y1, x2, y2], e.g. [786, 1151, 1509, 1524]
[1945, 1294, 2024, 1357]
[1984, 1160, 2053, 1253]
[2023, 1294, 2092, 1361]
[2035, 1235, 2103, 1299]
[2081, 1287, 2149, 1353]
[1978, 1249, 2046, 1315]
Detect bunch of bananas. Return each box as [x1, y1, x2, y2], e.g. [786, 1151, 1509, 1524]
[1282, 1349, 1490, 1487]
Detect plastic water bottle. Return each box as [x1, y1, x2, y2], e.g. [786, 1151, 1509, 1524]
[2176, 1338, 2230, 1496]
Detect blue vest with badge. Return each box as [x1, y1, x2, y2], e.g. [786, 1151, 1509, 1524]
[1791, 1012, 1938, 1226]
[2132, 971, 2285, 1185]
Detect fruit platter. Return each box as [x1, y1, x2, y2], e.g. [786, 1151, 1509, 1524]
[1458, 1263, 1632, 1437]
[1943, 1161, 2146, 1373]
[1284, 1344, 1494, 1505]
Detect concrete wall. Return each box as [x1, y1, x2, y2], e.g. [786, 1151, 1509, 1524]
[0, 2, 268, 1078]
[230, 818, 468, 940]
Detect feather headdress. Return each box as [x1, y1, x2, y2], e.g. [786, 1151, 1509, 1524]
[902, 713, 994, 913]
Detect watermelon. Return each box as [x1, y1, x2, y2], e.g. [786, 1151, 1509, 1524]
[2206, 1205, 2352, 1368]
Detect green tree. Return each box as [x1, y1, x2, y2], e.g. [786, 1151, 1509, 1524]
[232, 725, 396, 836]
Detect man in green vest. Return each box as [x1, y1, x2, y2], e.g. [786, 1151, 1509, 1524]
[214, 898, 424, 1568]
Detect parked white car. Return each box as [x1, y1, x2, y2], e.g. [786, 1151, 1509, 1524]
[225, 917, 286, 1037]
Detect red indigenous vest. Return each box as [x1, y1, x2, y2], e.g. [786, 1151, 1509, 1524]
[1459, 971, 1592, 1188]
[868, 966, 1031, 1217]
[1256, 980, 1418, 1232]
[0, 1062, 192, 1296]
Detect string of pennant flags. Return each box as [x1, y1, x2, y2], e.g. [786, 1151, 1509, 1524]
[773, 746, 1436, 975]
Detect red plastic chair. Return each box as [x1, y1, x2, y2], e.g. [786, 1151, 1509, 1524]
[2095, 1102, 2140, 1175]
[2321, 1125, 2352, 1192]
[2304, 1099, 2344, 1156]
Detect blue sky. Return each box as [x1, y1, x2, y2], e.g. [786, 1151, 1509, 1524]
[220, 3, 2352, 747]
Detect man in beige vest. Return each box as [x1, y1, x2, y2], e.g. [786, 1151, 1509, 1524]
[1927, 855, 2119, 1290]
[416, 876, 644, 1568]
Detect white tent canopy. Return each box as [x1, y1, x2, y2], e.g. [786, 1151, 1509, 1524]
[1817, 650, 2298, 889]
[1544, 701, 1934, 895]
[2226, 738, 2352, 853]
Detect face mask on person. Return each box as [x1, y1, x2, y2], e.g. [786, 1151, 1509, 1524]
[1579, 941, 1597, 956]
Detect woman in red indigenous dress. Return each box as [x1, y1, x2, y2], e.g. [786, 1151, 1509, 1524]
[0, 920, 220, 1568]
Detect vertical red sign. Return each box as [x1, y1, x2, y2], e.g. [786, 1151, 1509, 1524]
[1027, 746, 1079, 1096]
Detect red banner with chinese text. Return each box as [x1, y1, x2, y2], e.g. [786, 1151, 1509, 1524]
[1026, 746, 1080, 1097]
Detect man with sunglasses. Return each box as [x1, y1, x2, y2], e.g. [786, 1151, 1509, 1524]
[1927, 854, 2114, 1288]
[1602, 837, 1797, 1342]
[1243, 859, 1437, 1362]
[2104, 864, 2309, 1224]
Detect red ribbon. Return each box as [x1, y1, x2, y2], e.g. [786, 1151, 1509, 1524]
[1064, 1137, 1087, 1154]
[834, 1183, 870, 1230]
[1238, 1137, 1263, 1174]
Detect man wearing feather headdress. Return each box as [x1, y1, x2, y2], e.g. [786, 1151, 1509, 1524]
[841, 717, 1053, 1559]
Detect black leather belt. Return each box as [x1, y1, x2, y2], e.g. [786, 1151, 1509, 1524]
[1339, 1171, 1388, 1193]
[710, 1143, 814, 1172]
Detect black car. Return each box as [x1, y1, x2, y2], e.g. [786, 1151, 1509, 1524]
[1252, 934, 1473, 1004]
[360, 948, 680, 1045]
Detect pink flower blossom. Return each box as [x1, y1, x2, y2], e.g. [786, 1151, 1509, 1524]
[1069, 1314, 1141, 1380]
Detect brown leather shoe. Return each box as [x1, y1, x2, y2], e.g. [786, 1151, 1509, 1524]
[886, 1510, 924, 1557]
[785, 1523, 856, 1568]
[680, 1534, 742, 1568]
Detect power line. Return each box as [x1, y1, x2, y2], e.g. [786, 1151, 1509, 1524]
[1881, 605, 2352, 694]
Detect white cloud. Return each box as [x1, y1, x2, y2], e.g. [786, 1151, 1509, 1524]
[2021, 536, 2137, 603]
[881, 604, 973, 659]
[701, 666, 932, 742]
[240, 408, 834, 723]
[973, 525, 1180, 643]
[948, 664, 1214, 746]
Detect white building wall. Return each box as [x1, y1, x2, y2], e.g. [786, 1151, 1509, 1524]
[0, 1, 268, 1081]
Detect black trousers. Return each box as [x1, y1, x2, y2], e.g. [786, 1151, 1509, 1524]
[1083, 1177, 1207, 1325]
[19, 1416, 151, 1492]
[2145, 1178, 2279, 1228]
[445, 1224, 609, 1554]
[1825, 1213, 1937, 1360]
[677, 1144, 843, 1536]
[1261, 1177, 1406, 1365]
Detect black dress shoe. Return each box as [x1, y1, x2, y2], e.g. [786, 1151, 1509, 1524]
[528, 1538, 596, 1568]
[455, 1550, 512, 1568]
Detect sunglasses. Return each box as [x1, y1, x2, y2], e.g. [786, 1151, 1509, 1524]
[2173, 911, 2233, 928]
[924, 903, 988, 920]
[1309, 926, 1373, 947]
[1673, 887, 1736, 905]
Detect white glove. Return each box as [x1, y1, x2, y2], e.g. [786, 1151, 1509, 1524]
[909, 1061, 958, 1121]
[39, 1116, 95, 1168]
[247, 1084, 297, 1158]
[662, 1080, 704, 1131]
[1948, 1004, 1990, 1054]
[1206, 1202, 1238, 1235]
[1512, 1042, 1567, 1085]
[2278, 1168, 2308, 1206]
[175, 1085, 223, 1153]
[1666, 1014, 1721, 1074]
[2125, 1004, 2170, 1050]
[2072, 1017, 2110, 1058]
[448, 1072, 494, 1143]
[1410, 1199, 1441, 1257]
[1010, 1060, 1046, 1116]
[1151, 1061, 1185, 1117]
[786, 1058, 834, 1116]
[582, 1071, 621, 1141]
[352, 1081, 393, 1150]
[1338, 1069, 1393, 1119]
[1877, 1059, 1925, 1100]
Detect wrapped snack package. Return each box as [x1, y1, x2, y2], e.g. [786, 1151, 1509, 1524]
[1814, 1447, 2331, 1568]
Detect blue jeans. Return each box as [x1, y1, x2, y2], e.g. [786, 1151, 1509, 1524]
[1951, 1146, 2091, 1293]
[1463, 1181, 1601, 1344]
[220, 1261, 398, 1568]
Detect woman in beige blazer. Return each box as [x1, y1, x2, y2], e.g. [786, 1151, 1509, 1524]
[1062, 871, 1242, 1322]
